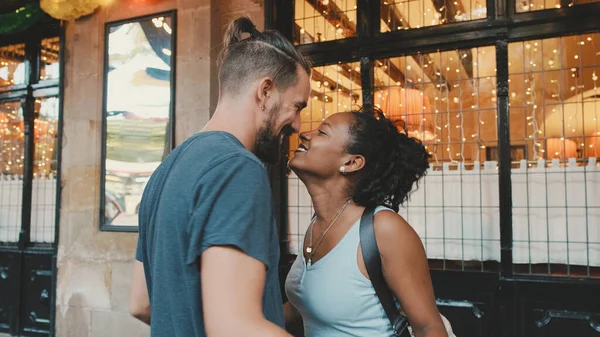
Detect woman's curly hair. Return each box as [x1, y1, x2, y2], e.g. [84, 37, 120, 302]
[346, 107, 431, 212]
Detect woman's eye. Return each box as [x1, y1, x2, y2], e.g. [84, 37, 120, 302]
[318, 129, 326, 135]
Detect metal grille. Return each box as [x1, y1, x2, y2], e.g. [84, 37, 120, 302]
[375, 46, 500, 272]
[293, 0, 357, 45]
[380, 0, 487, 32]
[287, 62, 362, 255]
[508, 33, 600, 277]
[30, 97, 59, 244]
[0, 101, 24, 244]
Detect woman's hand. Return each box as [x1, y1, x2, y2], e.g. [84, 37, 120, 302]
[371, 210, 448, 337]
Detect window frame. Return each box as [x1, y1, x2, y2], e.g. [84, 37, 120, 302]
[266, 0, 600, 280]
[0, 19, 62, 249]
[98, 10, 178, 233]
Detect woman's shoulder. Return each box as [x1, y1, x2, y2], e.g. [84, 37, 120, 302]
[372, 205, 423, 254]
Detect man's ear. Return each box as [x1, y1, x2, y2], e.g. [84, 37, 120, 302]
[256, 77, 274, 111]
[342, 155, 365, 174]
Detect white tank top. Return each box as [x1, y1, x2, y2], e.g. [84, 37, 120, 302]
[284, 206, 399, 337]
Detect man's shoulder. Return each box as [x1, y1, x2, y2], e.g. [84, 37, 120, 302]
[184, 131, 266, 173]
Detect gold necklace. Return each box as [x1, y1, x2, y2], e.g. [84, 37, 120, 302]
[306, 199, 351, 266]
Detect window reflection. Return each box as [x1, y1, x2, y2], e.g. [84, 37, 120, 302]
[103, 15, 174, 227]
[0, 44, 26, 87]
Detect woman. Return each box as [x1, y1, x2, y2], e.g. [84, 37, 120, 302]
[284, 108, 449, 337]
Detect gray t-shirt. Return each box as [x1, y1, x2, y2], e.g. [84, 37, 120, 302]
[135, 131, 283, 337]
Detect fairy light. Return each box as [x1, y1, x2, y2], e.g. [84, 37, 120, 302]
[526, 41, 542, 160]
[591, 36, 599, 158]
[1, 101, 57, 177]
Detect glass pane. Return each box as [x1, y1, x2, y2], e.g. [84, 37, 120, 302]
[381, 0, 487, 32]
[103, 14, 175, 228]
[287, 62, 362, 255]
[30, 97, 59, 243]
[516, 0, 599, 12]
[509, 33, 600, 278]
[294, 0, 357, 45]
[40, 37, 60, 81]
[0, 101, 24, 243]
[0, 44, 26, 87]
[376, 46, 500, 272]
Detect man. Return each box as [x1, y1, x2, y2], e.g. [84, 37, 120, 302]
[129, 16, 311, 337]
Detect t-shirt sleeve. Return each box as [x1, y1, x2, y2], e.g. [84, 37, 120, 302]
[135, 234, 143, 262]
[186, 156, 276, 267]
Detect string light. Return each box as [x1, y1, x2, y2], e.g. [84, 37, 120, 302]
[1, 100, 57, 177]
[591, 36, 599, 158]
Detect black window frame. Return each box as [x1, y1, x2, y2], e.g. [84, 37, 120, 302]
[266, 0, 600, 281]
[0, 19, 63, 251]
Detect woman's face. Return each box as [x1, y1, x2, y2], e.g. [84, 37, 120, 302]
[289, 112, 353, 179]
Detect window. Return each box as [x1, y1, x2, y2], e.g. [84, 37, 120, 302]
[0, 101, 24, 243]
[271, 0, 600, 278]
[516, 0, 600, 12]
[0, 44, 26, 87]
[509, 33, 600, 277]
[294, 0, 357, 44]
[100, 12, 176, 231]
[375, 46, 500, 271]
[0, 35, 61, 247]
[40, 37, 60, 81]
[288, 62, 362, 254]
[380, 0, 487, 31]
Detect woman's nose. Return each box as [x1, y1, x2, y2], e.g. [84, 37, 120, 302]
[300, 132, 311, 141]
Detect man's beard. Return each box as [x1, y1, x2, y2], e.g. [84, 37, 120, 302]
[254, 104, 283, 164]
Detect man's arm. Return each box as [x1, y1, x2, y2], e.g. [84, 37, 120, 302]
[201, 246, 292, 337]
[129, 260, 151, 324]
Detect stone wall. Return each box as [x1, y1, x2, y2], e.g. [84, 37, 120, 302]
[56, 1, 264, 336]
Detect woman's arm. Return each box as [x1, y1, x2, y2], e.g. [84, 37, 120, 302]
[372, 210, 447, 337]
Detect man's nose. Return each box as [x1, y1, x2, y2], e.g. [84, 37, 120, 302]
[291, 115, 301, 134]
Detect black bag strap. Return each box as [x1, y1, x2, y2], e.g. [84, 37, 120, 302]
[359, 207, 409, 336]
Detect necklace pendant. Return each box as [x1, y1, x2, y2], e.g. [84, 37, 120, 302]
[306, 247, 312, 254]
[307, 258, 312, 267]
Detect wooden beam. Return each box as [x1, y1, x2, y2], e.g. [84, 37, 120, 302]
[380, 0, 453, 90]
[294, 23, 364, 88]
[311, 68, 361, 102]
[430, 0, 474, 78]
[304, 0, 357, 39]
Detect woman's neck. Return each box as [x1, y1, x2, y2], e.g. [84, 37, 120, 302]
[305, 179, 356, 224]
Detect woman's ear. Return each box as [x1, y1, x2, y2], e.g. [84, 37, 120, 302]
[342, 155, 365, 174]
